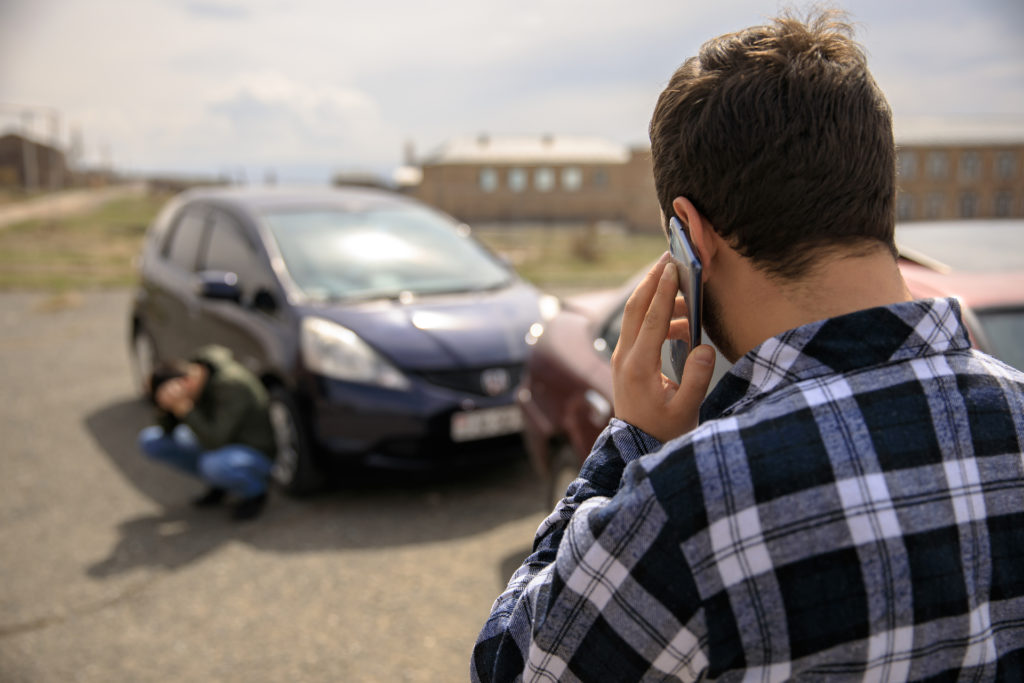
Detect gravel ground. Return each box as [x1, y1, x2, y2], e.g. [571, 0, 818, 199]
[0, 289, 548, 682]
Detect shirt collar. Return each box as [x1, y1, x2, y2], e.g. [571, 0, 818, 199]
[700, 297, 972, 421]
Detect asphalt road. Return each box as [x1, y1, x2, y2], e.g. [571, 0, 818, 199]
[0, 289, 549, 682]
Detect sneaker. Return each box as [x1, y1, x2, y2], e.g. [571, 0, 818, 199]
[191, 487, 227, 508]
[231, 493, 268, 521]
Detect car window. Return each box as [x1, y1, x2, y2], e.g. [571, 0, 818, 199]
[975, 308, 1024, 372]
[203, 210, 255, 275]
[163, 206, 208, 271]
[261, 204, 512, 301]
[599, 302, 624, 354]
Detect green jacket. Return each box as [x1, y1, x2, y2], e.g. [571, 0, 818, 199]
[160, 345, 276, 458]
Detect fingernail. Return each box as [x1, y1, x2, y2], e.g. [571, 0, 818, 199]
[693, 346, 714, 365]
[662, 262, 676, 280]
[657, 251, 671, 264]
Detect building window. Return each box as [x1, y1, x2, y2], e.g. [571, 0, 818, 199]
[925, 193, 945, 219]
[897, 193, 914, 221]
[959, 151, 981, 181]
[995, 191, 1014, 217]
[996, 151, 1018, 180]
[898, 151, 917, 180]
[479, 168, 498, 193]
[927, 151, 949, 180]
[959, 191, 979, 218]
[561, 166, 583, 191]
[508, 168, 527, 193]
[592, 168, 609, 188]
[535, 167, 555, 192]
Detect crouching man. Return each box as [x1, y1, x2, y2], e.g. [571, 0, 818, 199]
[139, 345, 276, 521]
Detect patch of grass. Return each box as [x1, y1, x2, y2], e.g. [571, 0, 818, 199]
[474, 224, 666, 291]
[0, 193, 169, 291]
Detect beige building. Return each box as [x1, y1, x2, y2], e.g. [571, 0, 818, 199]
[895, 122, 1024, 221]
[411, 135, 663, 232]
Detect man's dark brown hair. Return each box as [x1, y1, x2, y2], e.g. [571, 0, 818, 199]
[649, 9, 896, 279]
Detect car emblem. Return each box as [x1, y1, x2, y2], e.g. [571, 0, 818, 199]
[480, 368, 510, 396]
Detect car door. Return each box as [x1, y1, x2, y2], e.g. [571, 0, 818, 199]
[146, 202, 210, 363]
[194, 207, 288, 379]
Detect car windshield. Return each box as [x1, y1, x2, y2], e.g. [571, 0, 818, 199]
[975, 307, 1024, 372]
[262, 205, 511, 301]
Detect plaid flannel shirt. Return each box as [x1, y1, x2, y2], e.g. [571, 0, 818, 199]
[472, 298, 1024, 682]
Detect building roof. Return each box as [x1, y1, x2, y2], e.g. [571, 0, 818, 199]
[894, 116, 1024, 146]
[0, 131, 62, 153]
[421, 134, 631, 165]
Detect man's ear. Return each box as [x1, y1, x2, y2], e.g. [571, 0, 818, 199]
[671, 196, 715, 281]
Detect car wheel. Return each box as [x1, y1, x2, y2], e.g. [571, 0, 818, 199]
[268, 387, 322, 496]
[131, 327, 157, 399]
[544, 443, 581, 509]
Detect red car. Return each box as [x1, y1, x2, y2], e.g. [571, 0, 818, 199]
[520, 221, 1024, 504]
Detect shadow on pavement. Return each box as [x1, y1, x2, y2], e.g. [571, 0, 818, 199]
[84, 397, 548, 577]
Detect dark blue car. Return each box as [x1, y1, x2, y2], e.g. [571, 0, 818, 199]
[129, 186, 557, 494]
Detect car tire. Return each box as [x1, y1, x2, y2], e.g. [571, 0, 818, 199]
[268, 387, 322, 496]
[544, 443, 581, 509]
[131, 327, 157, 400]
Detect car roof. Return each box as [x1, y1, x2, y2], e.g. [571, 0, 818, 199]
[895, 221, 1024, 273]
[175, 185, 416, 214]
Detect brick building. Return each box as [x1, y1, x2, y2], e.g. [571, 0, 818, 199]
[411, 127, 1024, 231]
[0, 132, 69, 191]
[895, 125, 1024, 221]
[411, 135, 663, 232]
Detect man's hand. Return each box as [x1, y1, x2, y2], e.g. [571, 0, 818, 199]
[155, 378, 194, 418]
[611, 254, 716, 442]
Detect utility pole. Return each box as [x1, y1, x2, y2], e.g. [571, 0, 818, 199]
[48, 110, 62, 190]
[20, 110, 38, 192]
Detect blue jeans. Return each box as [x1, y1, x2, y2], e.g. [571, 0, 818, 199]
[138, 424, 272, 499]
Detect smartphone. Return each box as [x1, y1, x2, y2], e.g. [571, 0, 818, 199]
[667, 216, 702, 383]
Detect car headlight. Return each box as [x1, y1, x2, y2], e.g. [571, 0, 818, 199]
[300, 317, 410, 390]
[527, 294, 562, 345]
[538, 294, 561, 321]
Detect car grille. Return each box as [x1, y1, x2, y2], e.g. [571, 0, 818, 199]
[416, 365, 523, 397]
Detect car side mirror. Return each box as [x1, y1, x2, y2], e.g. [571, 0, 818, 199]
[252, 288, 278, 313]
[198, 270, 242, 303]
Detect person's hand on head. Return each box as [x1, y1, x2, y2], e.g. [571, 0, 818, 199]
[611, 254, 716, 443]
[155, 377, 194, 418]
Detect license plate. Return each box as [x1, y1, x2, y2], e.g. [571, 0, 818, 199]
[451, 405, 524, 442]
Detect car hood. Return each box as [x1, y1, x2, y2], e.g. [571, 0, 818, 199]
[297, 282, 542, 370]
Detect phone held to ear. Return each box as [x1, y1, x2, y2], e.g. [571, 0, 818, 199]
[667, 216, 702, 383]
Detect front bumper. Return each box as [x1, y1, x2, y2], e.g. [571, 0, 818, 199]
[302, 370, 525, 469]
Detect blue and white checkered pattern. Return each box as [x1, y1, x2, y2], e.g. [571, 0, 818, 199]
[473, 298, 1024, 682]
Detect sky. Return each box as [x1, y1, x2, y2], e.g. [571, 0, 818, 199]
[1, 0, 1022, 184]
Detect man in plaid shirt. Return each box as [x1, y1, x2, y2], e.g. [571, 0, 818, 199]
[472, 10, 1024, 682]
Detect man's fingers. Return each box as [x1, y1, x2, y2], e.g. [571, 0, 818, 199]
[616, 254, 671, 359]
[667, 317, 690, 341]
[672, 295, 690, 320]
[633, 262, 679, 366]
[668, 344, 716, 429]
